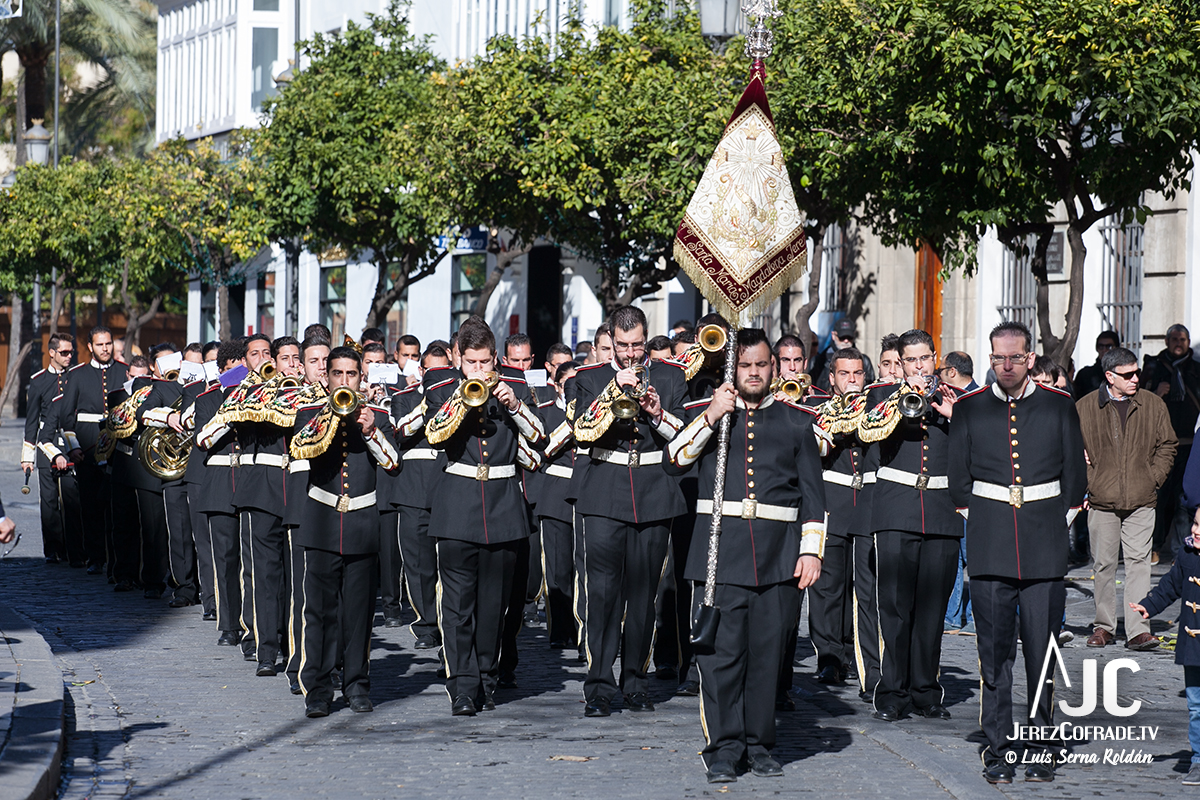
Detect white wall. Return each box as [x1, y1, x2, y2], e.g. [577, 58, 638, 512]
[407, 262, 453, 346]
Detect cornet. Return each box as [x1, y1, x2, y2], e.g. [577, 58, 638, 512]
[258, 361, 277, 381]
[329, 386, 365, 417]
[460, 372, 500, 408]
[164, 369, 180, 382]
[611, 365, 649, 420]
[698, 324, 727, 353]
[771, 374, 812, 401]
[898, 375, 941, 419]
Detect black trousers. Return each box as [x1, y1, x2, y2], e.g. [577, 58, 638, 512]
[973, 576, 1064, 760]
[58, 470, 86, 565]
[299, 548, 377, 705]
[207, 512, 242, 635]
[238, 511, 256, 656]
[37, 467, 67, 560]
[110, 482, 142, 585]
[874, 531, 959, 712]
[809, 533, 880, 692]
[499, 533, 532, 680]
[579, 515, 671, 702]
[163, 485, 197, 602]
[655, 515, 697, 681]
[186, 485, 215, 614]
[136, 489, 169, 593]
[695, 581, 799, 767]
[436, 537, 518, 705]
[540, 516, 576, 646]
[378, 510, 403, 622]
[244, 509, 288, 664]
[76, 461, 110, 569]
[285, 531, 304, 681]
[398, 506, 439, 640]
[1155, 443, 1191, 555]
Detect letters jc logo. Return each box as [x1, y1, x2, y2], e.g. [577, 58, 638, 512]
[1030, 634, 1142, 718]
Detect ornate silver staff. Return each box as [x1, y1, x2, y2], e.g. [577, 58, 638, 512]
[673, 0, 807, 653]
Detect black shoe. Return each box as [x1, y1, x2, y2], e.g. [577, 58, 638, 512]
[497, 673, 517, 689]
[414, 633, 439, 650]
[46, 556, 61, 565]
[243, 650, 257, 662]
[383, 617, 403, 629]
[168, 596, 196, 608]
[748, 754, 784, 778]
[775, 694, 796, 712]
[706, 761, 738, 784]
[916, 704, 951, 720]
[290, 679, 302, 695]
[983, 761, 1014, 784]
[347, 696, 374, 713]
[113, 580, 136, 592]
[655, 665, 678, 681]
[256, 662, 277, 677]
[217, 631, 242, 647]
[143, 588, 163, 600]
[451, 695, 477, 716]
[1024, 763, 1055, 782]
[816, 665, 845, 685]
[305, 701, 330, 718]
[331, 669, 342, 689]
[203, 610, 217, 621]
[480, 693, 496, 711]
[624, 692, 654, 712]
[583, 697, 611, 717]
[873, 705, 903, 722]
[86, 563, 103, 575]
[858, 690, 873, 704]
[676, 679, 700, 697]
[548, 639, 575, 649]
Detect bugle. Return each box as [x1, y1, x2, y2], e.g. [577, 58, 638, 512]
[460, 372, 499, 408]
[611, 365, 648, 420]
[771, 374, 812, 401]
[898, 375, 941, 419]
[698, 324, 727, 353]
[329, 386, 365, 417]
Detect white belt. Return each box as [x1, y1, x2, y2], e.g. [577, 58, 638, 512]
[254, 453, 290, 468]
[444, 462, 517, 481]
[589, 448, 663, 468]
[308, 485, 376, 512]
[207, 453, 239, 467]
[403, 448, 439, 461]
[288, 459, 310, 474]
[877, 466, 948, 490]
[824, 470, 876, 489]
[972, 479, 1060, 508]
[78, 413, 105, 423]
[543, 464, 573, 480]
[696, 498, 799, 522]
[116, 442, 133, 456]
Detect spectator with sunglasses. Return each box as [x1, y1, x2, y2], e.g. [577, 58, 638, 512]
[1076, 346, 1176, 652]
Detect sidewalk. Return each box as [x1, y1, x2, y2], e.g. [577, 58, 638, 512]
[0, 603, 64, 800]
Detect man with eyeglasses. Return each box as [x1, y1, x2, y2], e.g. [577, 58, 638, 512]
[24, 332, 83, 565]
[1077, 345, 1176, 653]
[866, 329, 961, 724]
[949, 321, 1086, 783]
[1072, 330, 1120, 399]
[569, 305, 687, 717]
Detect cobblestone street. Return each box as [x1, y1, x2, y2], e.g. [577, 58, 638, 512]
[0, 448, 1194, 799]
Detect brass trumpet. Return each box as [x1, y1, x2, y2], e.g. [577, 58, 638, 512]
[279, 376, 301, 389]
[258, 361, 277, 381]
[164, 369, 180, 382]
[771, 374, 812, 401]
[329, 386, 365, 417]
[699, 324, 727, 353]
[612, 365, 649, 420]
[344, 334, 364, 355]
[460, 372, 499, 408]
[898, 376, 941, 419]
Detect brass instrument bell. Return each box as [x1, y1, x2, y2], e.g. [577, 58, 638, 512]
[698, 324, 727, 353]
[460, 372, 499, 408]
[344, 334, 364, 355]
[329, 386, 363, 417]
[771, 373, 812, 401]
[898, 375, 940, 419]
[279, 376, 300, 389]
[258, 361, 277, 381]
[164, 369, 180, 382]
[612, 365, 648, 420]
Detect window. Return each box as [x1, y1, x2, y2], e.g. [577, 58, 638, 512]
[451, 253, 487, 331]
[251, 28, 278, 112]
[1098, 217, 1144, 359]
[259, 271, 276, 339]
[201, 283, 217, 342]
[821, 223, 852, 313]
[998, 235, 1040, 343]
[253, 0, 279, 9]
[320, 265, 347, 343]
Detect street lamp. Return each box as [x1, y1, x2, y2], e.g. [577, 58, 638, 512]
[24, 120, 51, 166]
[697, 0, 741, 38]
[273, 60, 294, 87]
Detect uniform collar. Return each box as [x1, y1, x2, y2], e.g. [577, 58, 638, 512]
[90, 358, 114, 370]
[991, 379, 1036, 402]
[48, 365, 64, 375]
[736, 394, 775, 410]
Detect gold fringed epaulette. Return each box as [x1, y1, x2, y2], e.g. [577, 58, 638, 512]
[856, 387, 906, 443]
[425, 391, 468, 445]
[675, 342, 705, 381]
[95, 426, 117, 461]
[819, 391, 869, 436]
[573, 379, 623, 443]
[566, 398, 576, 422]
[289, 404, 340, 460]
[109, 386, 154, 439]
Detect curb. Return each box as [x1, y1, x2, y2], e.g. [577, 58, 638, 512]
[0, 604, 63, 800]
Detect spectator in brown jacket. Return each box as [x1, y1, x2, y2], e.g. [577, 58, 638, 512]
[1077, 346, 1177, 651]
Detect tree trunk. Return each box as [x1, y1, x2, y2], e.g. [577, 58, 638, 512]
[1024, 228, 1056, 354]
[1052, 225, 1088, 367]
[3, 292, 26, 419]
[473, 241, 534, 320]
[15, 45, 50, 129]
[119, 256, 162, 347]
[794, 222, 827, 361]
[0, 342, 34, 426]
[46, 271, 68, 335]
[217, 284, 230, 341]
[14, 69, 25, 168]
[367, 249, 453, 329]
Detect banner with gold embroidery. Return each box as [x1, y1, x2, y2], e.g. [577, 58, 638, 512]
[673, 61, 807, 327]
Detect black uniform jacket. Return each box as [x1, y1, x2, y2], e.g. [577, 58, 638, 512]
[666, 395, 827, 588]
[39, 358, 129, 463]
[135, 378, 188, 488]
[821, 434, 873, 538]
[106, 377, 163, 493]
[567, 360, 687, 524]
[26, 366, 69, 468]
[177, 380, 214, 487]
[948, 381, 1086, 581]
[533, 399, 575, 523]
[866, 381, 961, 537]
[388, 380, 443, 510]
[193, 385, 244, 514]
[423, 371, 545, 545]
[286, 403, 398, 555]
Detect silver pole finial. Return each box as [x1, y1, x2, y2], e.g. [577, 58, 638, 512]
[740, 0, 781, 60]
